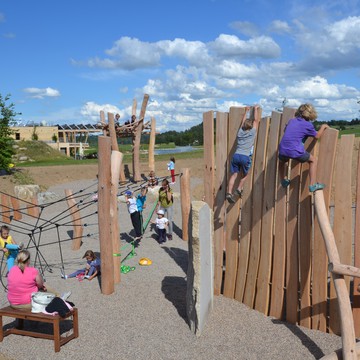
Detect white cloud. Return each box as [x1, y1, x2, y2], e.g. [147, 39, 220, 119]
[229, 21, 259, 37]
[269, 20, 292, 34]
[23, 87, 61, 99]
[80, 102, 124, 123]
[210, 34, 281, 59]
[0, 13, 5, 22]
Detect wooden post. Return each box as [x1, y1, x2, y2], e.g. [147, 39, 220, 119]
[213, 111, 228, 296]
[148, 117, 156, 172]
[108, 112, 126, 183]
[180, 168, 190, 241]
[132, 94, 149, 182]
[314, 190, 357, 360]
[203, 111, 214, 209]
[10, 197, 21, 221]
[65, 189, 83, 250]
[353, 147, 360, 337]
[111, 150, 123, 284]
[100, 111, 107, 136]
[98, 136, 114, 295]
[27, 196, 39, 218]
[1, 194, 11, 223]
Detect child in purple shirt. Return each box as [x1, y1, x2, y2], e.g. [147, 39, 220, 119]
[278, 103, 329, 192]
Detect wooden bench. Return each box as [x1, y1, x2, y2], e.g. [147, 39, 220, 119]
[0, 306, 79, 352]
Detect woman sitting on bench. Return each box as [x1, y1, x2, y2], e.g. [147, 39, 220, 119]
[7, 250, 47, 310]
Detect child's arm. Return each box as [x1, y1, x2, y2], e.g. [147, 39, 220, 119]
[86, 269, 98, 281]
[252, 105, 261, 129]
[315, 124, 329, 139]
[240, 106, 250, 127]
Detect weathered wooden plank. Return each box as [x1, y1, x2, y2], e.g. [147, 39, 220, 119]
[203, 111, 215, 209]
[353, 144, 360, 337]
[223, 107, 246, 298]
[242, 118, 269, 307]
[269, 107, 295, 319]
[299, 138, 316, 328]
[312, 128, 338, 332]
[234, 109, 259, 302]
[65, 189, 83, 251]
[286, 158, 301, 324]
[329, 135, 354, 334]
[255, 114, 279, 314]
[213, 111, 228, 295]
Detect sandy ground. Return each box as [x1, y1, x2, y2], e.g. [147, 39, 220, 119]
[0, 156, 347, 360]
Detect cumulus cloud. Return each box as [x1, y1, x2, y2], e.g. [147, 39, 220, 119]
[210, 34, 281, 59]
[269, 20, 292, 34]
[23, 87, 61, 99]
[80, 102, 125, 123]
[229, 21, 259, 37]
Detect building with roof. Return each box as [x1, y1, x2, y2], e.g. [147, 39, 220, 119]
[10, 124, 100, 157]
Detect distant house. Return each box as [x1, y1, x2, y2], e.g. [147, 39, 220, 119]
[10, 124, 99, 157]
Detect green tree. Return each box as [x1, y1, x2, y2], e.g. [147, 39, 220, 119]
[0, 94, 19, 172]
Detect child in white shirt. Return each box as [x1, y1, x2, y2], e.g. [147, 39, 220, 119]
[151, 210, 169, 244]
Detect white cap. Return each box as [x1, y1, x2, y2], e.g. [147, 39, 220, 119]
[157, 209, 165, 215]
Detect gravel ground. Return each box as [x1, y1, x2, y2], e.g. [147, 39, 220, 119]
[0, 179, 343, 360]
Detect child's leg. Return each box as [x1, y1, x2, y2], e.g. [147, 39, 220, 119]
[171, 169, 175, 183]
[237, 173, 249, 193]
[68, 269, 86, 278]
[165, 206, 174, 235]
[5, 244, 20, 251]
[308, 154, 317, 185]
[159, 229, 166, 243]
[227, 172, 238, 194]
[7, 256, 16, 271]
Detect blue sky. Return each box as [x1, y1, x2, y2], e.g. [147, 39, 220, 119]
[1, 0, 360, 132]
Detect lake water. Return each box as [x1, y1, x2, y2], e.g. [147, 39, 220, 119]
[154, 146, 195, 155]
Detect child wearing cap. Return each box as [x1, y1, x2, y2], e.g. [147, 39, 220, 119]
[125, 190, 142, 240]
[151, 210, 169, 244]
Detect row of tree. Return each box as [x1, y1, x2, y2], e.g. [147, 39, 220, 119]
[0, 94, 19, 172]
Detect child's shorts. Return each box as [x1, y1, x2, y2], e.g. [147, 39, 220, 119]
[279, 152, 310, 163]
[231, 154, 252, 175]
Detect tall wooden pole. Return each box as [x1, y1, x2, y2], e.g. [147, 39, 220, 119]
[98, 136, 114, 295]
[133, 94, 149, 181]
[107, 112, 125, 182]
[111, 150, 122, 284]
[180, 168, 191, 241]
[148, 117, 156, 172]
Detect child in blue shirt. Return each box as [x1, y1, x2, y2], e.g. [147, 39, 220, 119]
[136, 186, 148, 235]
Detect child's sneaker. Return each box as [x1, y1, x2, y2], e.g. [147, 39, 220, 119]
[18, 242, 24, 250]
[60, 291, 71, 301]
[235, 189, 243, 198]
[84, 275, 90, 279]
[309, 182, 325, 192]
[281, 179, 291, 188]
[60, 269, 67, 279]
[226, 193, 235, 204]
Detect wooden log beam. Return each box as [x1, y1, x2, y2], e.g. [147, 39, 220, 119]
[148, 117, 156, 172]
[329, 262, 360, 278]
[98, 136, 114, 295]
[111, 150, 122, 284]
[314, 190, 357, 360]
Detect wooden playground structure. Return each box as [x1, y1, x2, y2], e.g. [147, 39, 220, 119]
[202, 105, 360, 359]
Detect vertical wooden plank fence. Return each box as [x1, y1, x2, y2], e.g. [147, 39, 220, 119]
[204, 104, 360, 336]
